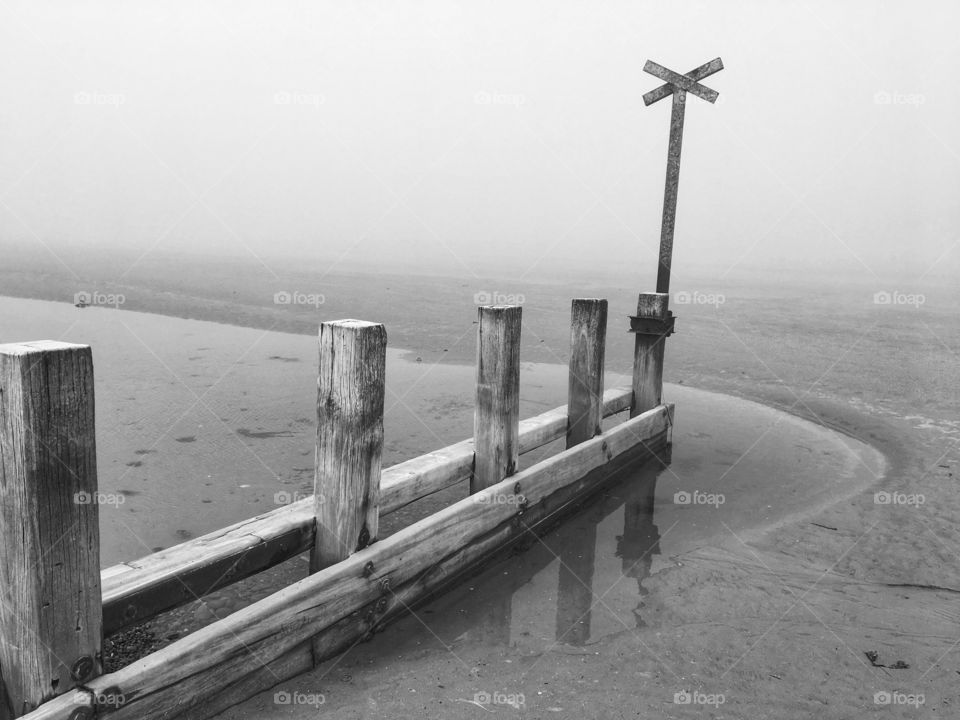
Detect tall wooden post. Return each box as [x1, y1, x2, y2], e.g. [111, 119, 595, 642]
[630, 293, 670, 417]
[566, 299, 607, 448]
[0, 341, 102, 718]
[642, 57, 724, 294]
[472, 306, 521, 494]
[311, 321, 386, 573]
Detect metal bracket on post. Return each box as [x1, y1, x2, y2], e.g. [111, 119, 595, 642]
[629, 311, 676, 337]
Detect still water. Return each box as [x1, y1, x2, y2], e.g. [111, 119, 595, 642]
[0, 293, 883, 572]
[1, 295, 887, 716]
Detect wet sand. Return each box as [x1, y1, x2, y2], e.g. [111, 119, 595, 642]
[212, 387, 888, 720]
[2, 283, 957, 718]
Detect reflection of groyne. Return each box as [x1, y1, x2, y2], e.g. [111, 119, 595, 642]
[1, 290, 675, 720]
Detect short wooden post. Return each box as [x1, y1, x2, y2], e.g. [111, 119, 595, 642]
[472, 306, 521, 494]
[310, 321, 386, 574]
[630, 292, 670, 417]
[0, 341, 102, 718]
[566, 299, 607, 448]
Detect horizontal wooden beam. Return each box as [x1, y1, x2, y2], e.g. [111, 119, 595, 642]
[176, 439, 672, 720]
[25, 403, 671, 720]
[100, 387, 635, 633]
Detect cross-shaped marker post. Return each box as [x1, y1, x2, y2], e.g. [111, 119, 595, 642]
[644, 57, 723, 294]
[628, 57, 723, 419]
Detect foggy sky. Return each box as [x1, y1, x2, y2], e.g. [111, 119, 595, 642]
[1, 0, 957, 286]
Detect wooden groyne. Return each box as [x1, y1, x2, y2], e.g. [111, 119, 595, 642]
[0, 293, 674, 719]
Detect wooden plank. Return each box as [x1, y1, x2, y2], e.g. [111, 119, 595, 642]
[631, 294, 670, 417]
[312, 320, 386, 571]
[99, 387, 634, 634]
[19, 405, 671, 720]
[0, 341, 102, 717]
[181, 427, 675, 720]
[643, 57, 724, 106]
[472, 305, 521, 493]
[567, 299, 607, 448]
[642, 60, 719, 103]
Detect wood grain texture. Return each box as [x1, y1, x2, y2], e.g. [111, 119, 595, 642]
[17, 404, 671, 720]
[643, 60, 719, 103]
[643, 57, 724, 106]
[631, 294, 670, 418]
[657, 89, 686, 294]
[567, 299, 607, 448]
[311, 320, 386, 572]
[99, 388, 635, 634]
[105, 427, 671, 720]
[472, 306, 521, 493]
[0, 341, 101, 717]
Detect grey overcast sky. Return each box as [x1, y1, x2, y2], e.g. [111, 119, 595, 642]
[1, 1, 957, 284]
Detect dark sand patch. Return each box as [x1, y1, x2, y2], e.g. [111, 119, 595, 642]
[236, 428, 295, 439]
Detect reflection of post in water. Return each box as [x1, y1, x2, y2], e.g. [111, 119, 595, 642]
[554, 299, 607, 646]
[617, 445, 670, 628]
[555, 506, 600, 645]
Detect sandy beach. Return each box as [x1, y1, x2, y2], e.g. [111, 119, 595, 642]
[1, 257, 956, 718]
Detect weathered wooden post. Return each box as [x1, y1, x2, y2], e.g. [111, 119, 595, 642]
[630, 56, 723, 417]
[0, 341, 102, 718]
[310, 320, 386, 572]
[630, 293, 671, 417]
[471, 305, 521, 494]
[566, 299, 607, 448]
